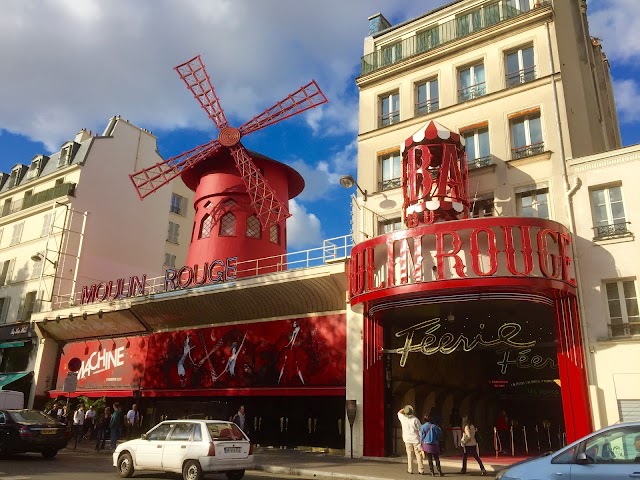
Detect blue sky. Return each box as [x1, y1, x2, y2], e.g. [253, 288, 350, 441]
[0, 0, 637, 251]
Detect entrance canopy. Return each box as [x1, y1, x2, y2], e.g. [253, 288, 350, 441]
[0, 371, 31, 389]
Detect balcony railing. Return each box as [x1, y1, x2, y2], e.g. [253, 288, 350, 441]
[608, 321, 640, 338]
[379, 178, 402, 191]
[0, 182, 76, 217]
[458, 82, 486, 102]
[506, 66, 536, 88]
[468, 155, 493, 169]
[415, 99, 440, 117]
[379, 111, 400, 128]
[511, 142, 545, 159]
[360, 1, 549, 76]
[593, 221, 632, 240]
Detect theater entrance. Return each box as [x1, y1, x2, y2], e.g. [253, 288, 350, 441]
[380, 298, 567, 457]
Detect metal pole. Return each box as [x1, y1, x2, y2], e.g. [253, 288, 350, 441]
[69, 211, 88, 306]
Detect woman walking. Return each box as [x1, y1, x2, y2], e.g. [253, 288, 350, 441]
[460, 416, 487, 476]
[95, 407, 111, 452]
[420, 415, 444, 476]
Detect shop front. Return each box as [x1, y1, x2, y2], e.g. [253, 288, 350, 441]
[0, 323, 37, 405]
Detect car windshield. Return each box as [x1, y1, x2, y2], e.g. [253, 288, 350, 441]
[207, 423, 246, 441]
[9, 410, 57, 424]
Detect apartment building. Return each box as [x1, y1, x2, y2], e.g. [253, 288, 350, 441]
[0, 116, 193, 404]
[346, 0, 622, 457]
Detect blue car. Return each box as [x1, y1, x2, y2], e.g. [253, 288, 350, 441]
[496, 422, 640, 479]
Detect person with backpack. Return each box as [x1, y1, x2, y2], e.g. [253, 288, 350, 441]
[421, 414, 444, 476]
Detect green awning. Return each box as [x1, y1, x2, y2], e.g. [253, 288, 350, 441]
[0, 341, 25, 349]
[0, 371, 31, 389]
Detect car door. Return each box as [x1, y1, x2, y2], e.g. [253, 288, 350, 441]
[570, 425, 640, 479]
[0, 411, 10, 451]
[135, 422, 174, 469]
[162, 422, 195, 471]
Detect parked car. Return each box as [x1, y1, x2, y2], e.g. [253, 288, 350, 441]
[113, 419, 254, 480]
[496, 421, 640, 479]
[0, 409, 70, 458]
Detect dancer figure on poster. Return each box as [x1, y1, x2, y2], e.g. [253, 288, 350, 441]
[177, 335, 195, 387]
[278, 321, 305, 385]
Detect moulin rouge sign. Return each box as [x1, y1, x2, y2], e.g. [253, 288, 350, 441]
[349, 121, 576, 303]
[80, 256, 237, 305]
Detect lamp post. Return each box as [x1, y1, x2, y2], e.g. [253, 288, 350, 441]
[339, 175, 367, 201]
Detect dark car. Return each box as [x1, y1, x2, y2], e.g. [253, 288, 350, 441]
[0, 409, 70, 458]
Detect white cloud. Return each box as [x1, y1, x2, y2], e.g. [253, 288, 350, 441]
[589, 0, 640, 62]
[286, 199, 323, 250]
[612, 78, 640, 124]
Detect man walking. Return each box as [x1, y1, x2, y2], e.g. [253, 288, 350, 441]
[72, 404, 85, 450]
[126, 404, 140, 439]
[232, 405, 247, 432]
[398, 405, 424, 475]
[110, 402, 123, 452]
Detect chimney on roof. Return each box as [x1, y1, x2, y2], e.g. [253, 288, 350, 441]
[368, 13, 392, 36]
[75, 128, 92, 143]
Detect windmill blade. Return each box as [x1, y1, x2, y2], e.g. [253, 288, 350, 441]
[240, 80, 328, 136]
[175, 55, 229, 129]
[130, 140, 221, 199]
[229, 145, 291, 228]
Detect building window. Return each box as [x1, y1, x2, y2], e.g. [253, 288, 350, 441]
[18, 291, 37, 322]
[167, 221, 180, 244]
[164, 253, 176, 268]
[511, 112, 543, 158]
[10, 222, 23, 245]
[25, 159, 41, 181]
[606, 280, 640, 337]
[1, 199, 10, 217]
[222, 198, 237, 209]
[41, 212, 52, 238]
[380, 41, 402, 67]
[416, 26, 440, 52]
[269, 224, 280, 244]
[516, 187, 549, 219]
[506, 0, 532, 13]
[379, 92, 399, 127]
[415, 78, 439, 116]
[0, 297, 10, 324]
[7, 169, 19, 189]
[32, 254, 43, 280]
[462, 126, 491, 169]
[379, 151, 401, 191]
[591, 185, 629, 239]
[220, 212, 236, 237]
[199, 214, 213, 239]
[471, 196, 495, 218]
[170, 193, 188, 216]
[458, 63, 486, 102]
[58, 143, 74, 167]
[246, 215, 261, 239]
[456, 9, 483, 37]
[506, 46, 535, 87]
[379, 218, 402, 235]
[0, 259, 14, 286]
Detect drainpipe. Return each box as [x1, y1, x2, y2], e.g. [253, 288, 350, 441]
[545, 20, 597, 427]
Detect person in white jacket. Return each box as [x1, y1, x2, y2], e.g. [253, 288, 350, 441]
[460, 416, 487, 475]
[397, 405, 424, 475]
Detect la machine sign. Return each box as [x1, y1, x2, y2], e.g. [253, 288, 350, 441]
[80, 256, 237, 305]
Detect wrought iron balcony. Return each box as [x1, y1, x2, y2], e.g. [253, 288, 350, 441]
[511, 142, 545, 159]
[458, 83, 487, 103]
[379, 111, 400, 128]
[506, 66, 537, 88]
[0, 182, 76, 218]
[593, 221, 632, 240]
[360, 0, 549, 76]
[468, 155, 493, 169]
[415, 98, 440, 117]
[379, 178, 402, 191]
[608, 321, 640, 338]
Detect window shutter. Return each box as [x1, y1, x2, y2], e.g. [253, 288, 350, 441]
[17, 296, 25, 322]
[32, 255, 43, 279]
[41, 213, 52, 237]
[0, 297, 10, 323]
[180, 196, 188, 216]
[6, 259, 15, 284]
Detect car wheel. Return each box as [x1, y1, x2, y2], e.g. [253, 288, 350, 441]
[226, 470, 245, 480]
[182, 460, 203, 480]
[117, 452, 135, 478]
[42, 449, 58, 459]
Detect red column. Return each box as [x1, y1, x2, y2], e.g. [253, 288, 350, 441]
[554, 296, 592, 442]
[363, 312, 385, 456]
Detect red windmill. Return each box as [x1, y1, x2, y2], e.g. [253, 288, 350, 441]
[130, 55, 327, 273]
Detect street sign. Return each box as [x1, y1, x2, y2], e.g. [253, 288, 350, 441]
[68, 357, 82, 373]
[63, 372, 77, 393]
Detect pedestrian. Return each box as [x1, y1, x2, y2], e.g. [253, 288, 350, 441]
[397, 405, 424, 475]
[495, 409, 509, 454]
[84, 405, 96, 439]
[232, 405, 247, 432]
[110, 402, 123, 452]
[95, 407, 111, 451]
[460, 416, 487, 476]
[72, 404, 85, 450]
[449, 407, 462, 452]
[46, 402, 59, 417]
[420, 414, 444, 476]
[126, 404, 140, 439]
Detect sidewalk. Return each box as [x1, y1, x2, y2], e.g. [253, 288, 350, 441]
[66, 440, 514, 479]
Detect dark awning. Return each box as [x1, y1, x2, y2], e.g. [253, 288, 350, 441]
[0, 340, 25, 349]
[0, 371, 31, 389]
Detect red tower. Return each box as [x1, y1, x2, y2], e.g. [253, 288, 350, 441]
[129, 56, 326, 271]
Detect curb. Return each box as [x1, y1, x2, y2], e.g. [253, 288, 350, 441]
[255, 464, 383, 480]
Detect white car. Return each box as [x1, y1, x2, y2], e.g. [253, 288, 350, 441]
[113, 419, 253, 480]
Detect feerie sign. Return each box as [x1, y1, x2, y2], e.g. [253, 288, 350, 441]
[349, 217, 576, 304]
[80, 256, 237, 305]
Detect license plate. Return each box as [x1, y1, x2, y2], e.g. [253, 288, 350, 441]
[41, 429, 57, 435]
[224, 447, 241, 453]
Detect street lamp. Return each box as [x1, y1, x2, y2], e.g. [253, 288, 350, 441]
[30, 252, 57, 268]
[339, 175, 367, 201]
